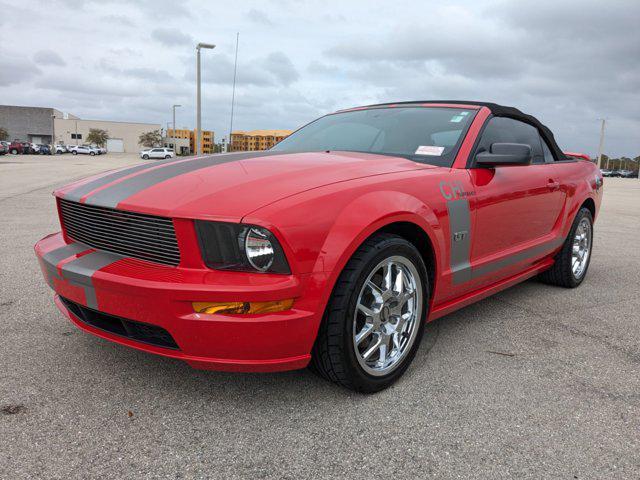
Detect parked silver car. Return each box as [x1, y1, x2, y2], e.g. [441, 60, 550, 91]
[69, 145, 100, 156]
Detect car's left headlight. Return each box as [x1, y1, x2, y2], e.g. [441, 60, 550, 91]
[194, 221, 291, 274]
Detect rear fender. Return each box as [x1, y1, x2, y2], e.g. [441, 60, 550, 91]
[561, 163, 602, 238]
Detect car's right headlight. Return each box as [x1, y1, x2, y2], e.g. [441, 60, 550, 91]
[194, 221, 291, 274]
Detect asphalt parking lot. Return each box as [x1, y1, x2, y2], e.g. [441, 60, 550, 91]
[1, 154, 639, 479]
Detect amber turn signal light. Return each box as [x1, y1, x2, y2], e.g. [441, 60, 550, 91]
[192, 299, 294, 315]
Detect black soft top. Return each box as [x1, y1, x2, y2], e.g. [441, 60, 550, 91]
[361, 100, 567, 160]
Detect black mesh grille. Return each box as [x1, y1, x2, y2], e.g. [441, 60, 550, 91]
[59, 199, 180, 266]
[60, 297, 179, 350]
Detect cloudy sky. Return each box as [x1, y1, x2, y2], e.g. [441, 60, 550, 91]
[1, 0, 638, 156]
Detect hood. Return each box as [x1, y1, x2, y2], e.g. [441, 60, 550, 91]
[56, 151, 432, 220]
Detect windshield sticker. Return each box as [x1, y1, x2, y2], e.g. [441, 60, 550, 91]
[460, 111, 469, 116]
[450, 115, 464, 123]
[415, 145, 444, 156]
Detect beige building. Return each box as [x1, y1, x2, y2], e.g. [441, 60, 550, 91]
[230, 129, 292, 151]
[54, 118, 161, 153]
[165, 128, 216, 155]
[163, 136, 191, 156]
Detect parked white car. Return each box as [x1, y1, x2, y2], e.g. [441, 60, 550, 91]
[54, 145, 67, 154]
[140, 147, 175, 160]
[69, 145, 100, 156]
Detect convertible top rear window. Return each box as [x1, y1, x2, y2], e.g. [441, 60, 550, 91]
[271, 107, 477, 167]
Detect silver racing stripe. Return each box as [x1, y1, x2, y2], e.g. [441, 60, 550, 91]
[446, 195, 566, 284]
[40, 243, 123, 310]
[447, 199, 472, 285]
[40, 242, 90, 287]
[83, 151, 287, 208]
[470, 236, 565, 281]
[63, 157, 184, 203]
[60, 250, 124, 309]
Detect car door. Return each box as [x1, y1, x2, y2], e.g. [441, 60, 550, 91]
[150, 148, 162, 159]
[466, 117, 565, 287]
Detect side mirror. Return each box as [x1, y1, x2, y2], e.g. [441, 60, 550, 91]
[476, 143, 532, 167]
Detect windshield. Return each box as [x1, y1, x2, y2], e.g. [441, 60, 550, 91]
[271, 106, 477, 166]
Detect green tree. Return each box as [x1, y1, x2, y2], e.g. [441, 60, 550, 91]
[86, 128, 109, 147]
[138, 130, 162, 148]
[0, 127, 8, 141]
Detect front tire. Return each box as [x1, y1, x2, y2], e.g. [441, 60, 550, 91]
[10, 149, 18, 154]
[71, 150, 77, 155]
[143, 154, 149, 160]
[310, 233, 429, 393]
[539, 207, 594, 288]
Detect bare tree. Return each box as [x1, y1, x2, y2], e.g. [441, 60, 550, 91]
[138, 130, 162, 148]
[0, 127, 8, 141]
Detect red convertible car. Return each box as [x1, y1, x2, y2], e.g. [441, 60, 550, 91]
[35, 101, 602, 392]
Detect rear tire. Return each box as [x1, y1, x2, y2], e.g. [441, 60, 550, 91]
[539, 207, 593, 288]
[10, 149, 17, 154]
[310, 233, 429, 393]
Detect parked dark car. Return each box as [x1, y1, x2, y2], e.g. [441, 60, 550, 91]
[22, 142, 35, 154]
[619, 170, 637, 178]
[38, 144, 51, 155]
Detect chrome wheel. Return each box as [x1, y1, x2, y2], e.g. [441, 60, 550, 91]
[353, 256, 422, 377]
[572, 217, 592, 279]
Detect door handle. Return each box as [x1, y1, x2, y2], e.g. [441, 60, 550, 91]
[547, 179, 560, 191]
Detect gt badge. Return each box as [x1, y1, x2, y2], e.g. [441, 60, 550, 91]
[453, 231, 468, 242]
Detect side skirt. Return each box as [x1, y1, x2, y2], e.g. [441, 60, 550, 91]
[427, 258, 554, 321]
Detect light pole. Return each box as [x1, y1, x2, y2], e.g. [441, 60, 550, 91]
[51, 114, 56, 155]
[596, 118, 606, 169]
[196, 42, 215, 156]
[172, 104, 181, 154]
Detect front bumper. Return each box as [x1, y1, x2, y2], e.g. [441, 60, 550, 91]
[35, 232, 328, 372]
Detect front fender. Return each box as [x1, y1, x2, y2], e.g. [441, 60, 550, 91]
[313, 190, 443, 276]
[307, 190, 445, 319]
[245, 184, 446, 324]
